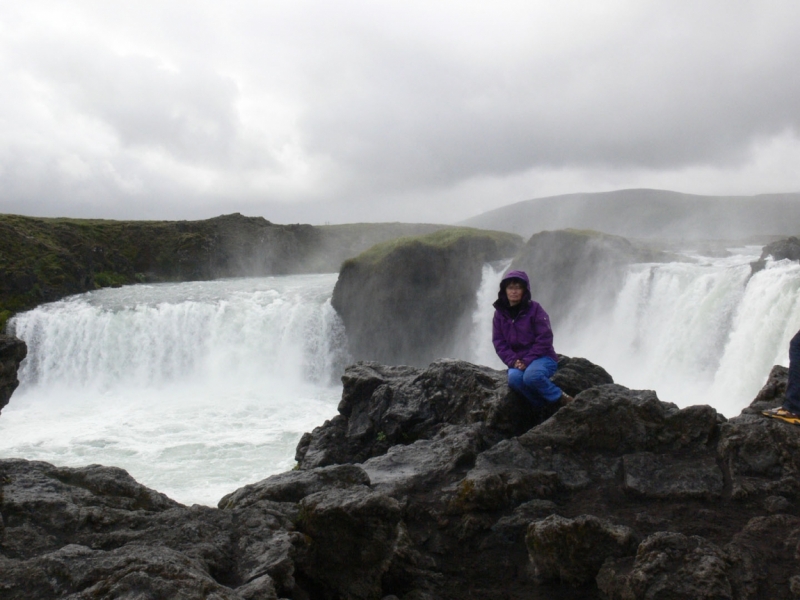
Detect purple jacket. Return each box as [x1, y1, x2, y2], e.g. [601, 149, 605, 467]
[492, 270, 559, 368]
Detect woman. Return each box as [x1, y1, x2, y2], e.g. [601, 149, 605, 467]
[492, 270, 573, 407]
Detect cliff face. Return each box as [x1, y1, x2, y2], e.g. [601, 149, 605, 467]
[331, 228, 523, 366]
[0, 213, 448, 330]
[0, 334, 26, 416]
[2, 355, 800, 599]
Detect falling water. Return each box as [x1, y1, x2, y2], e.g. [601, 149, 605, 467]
[466, 248, 800, 417]
[0, 274, 348, 506]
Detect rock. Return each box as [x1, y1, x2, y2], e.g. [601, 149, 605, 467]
[363, 424, 489, 497]
[519, 384, 721, 454]
[597, 532, 734, 600]
[751, 236, 800, 273]
[745, 364, 789, 414]
[218, 464, 371, 509]
[526, 514, 639, 585]
[5, 358, 800, 599]
[622, 452, 724, 501]
[0, 543, 245, 600]
[331, 228, 522, 366]
[0, 334, 26, 416]
[718, 412, 800, 500]
[296, 357, 614, 470]
[551, 355, 613, 398]
[296, 486, 402, 600]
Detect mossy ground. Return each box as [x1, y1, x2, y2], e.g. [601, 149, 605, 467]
[344, 227, 522, 268]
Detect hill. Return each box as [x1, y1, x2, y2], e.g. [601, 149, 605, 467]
[459, 188, 800, 241]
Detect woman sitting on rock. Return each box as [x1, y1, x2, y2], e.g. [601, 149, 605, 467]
[492, 270, 573, 408]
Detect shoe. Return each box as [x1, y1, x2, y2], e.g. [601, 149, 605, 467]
[762, 406, 800, 425]
[558, 393, 574, 407]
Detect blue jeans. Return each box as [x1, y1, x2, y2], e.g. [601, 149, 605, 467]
[507, 356, 563, 407]
[785, 329, 800, 413]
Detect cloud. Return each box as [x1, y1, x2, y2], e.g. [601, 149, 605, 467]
[1, 0, 799, 223]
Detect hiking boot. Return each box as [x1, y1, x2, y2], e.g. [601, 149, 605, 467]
[762, 406, 800, 425]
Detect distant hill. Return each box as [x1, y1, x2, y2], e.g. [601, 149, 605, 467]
[459, 189, 800, 241]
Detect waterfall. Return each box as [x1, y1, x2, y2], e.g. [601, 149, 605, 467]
[1, 274, 348, 506]
[466, 260, 511, 369]
[557, 249, 800, 415]
[4, 251, 800, 505]
[465, 249, 800, 417]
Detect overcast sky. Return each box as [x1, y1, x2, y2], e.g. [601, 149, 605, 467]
[1, 1, 799, 224]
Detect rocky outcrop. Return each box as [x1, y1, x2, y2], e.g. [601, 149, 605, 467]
[331, 228, 522, 366]
[0, 334, 26, 416]
[751, 236, 800, 273]
[3, 356, 800, 599]
[294, 356, 613, 470]
[510, 229, 677, 325]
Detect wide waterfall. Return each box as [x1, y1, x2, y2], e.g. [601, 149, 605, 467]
[2, 248, 800, 505]
[466, 248, 800, 416]
[1, 274, 348, 506]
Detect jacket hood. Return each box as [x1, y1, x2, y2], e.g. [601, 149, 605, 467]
[495, 269, 532, 307]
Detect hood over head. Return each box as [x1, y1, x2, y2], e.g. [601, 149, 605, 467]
[496, 269, 531, 306]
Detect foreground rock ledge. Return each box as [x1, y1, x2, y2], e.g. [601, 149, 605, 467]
[2, 359, 800, 599]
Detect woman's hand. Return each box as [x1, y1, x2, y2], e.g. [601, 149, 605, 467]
[513, 359, 526, 370]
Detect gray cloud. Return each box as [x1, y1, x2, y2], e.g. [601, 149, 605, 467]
[1, 1, 799, 223]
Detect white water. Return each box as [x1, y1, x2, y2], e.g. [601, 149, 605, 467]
[1, 274, 348, 507]
[3, 251, 800, 505]
[465, 249, 800, 417]
[551, 248, 800, 415]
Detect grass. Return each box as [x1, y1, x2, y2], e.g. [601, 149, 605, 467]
[346, 227, 522, 267]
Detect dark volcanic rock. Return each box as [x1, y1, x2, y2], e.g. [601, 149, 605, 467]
[527, 514, 639, 585]
[751, 236, 800, 273]
[295, 357, 613, 470]
[5, 356, 800, 599]
[0, 334, 26, 416]
[297, 485, 402, 600]
[597, 531, 735, 600]
[331, 228, 522, 366]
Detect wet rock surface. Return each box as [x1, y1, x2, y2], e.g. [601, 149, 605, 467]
[751, 236, 800, 273]
[0, 334, 26, 416]
[3, 354, 800, 599]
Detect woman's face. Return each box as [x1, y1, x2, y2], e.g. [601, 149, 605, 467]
[505, 282, 524, 306]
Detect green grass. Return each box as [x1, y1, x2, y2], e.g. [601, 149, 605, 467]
[347, 227, 521, 267]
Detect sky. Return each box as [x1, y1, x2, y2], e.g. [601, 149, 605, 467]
[1, 1, 800, 225]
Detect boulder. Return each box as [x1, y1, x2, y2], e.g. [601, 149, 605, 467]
[295, 486, 402, 600]
[0, 334, 26, 416]
[518, 384, 721, 454]
[751, 236, 800, 273]
[597, 532, 735, 600]
[526, 514, 639, 585]
[296, 357, 613, 470]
